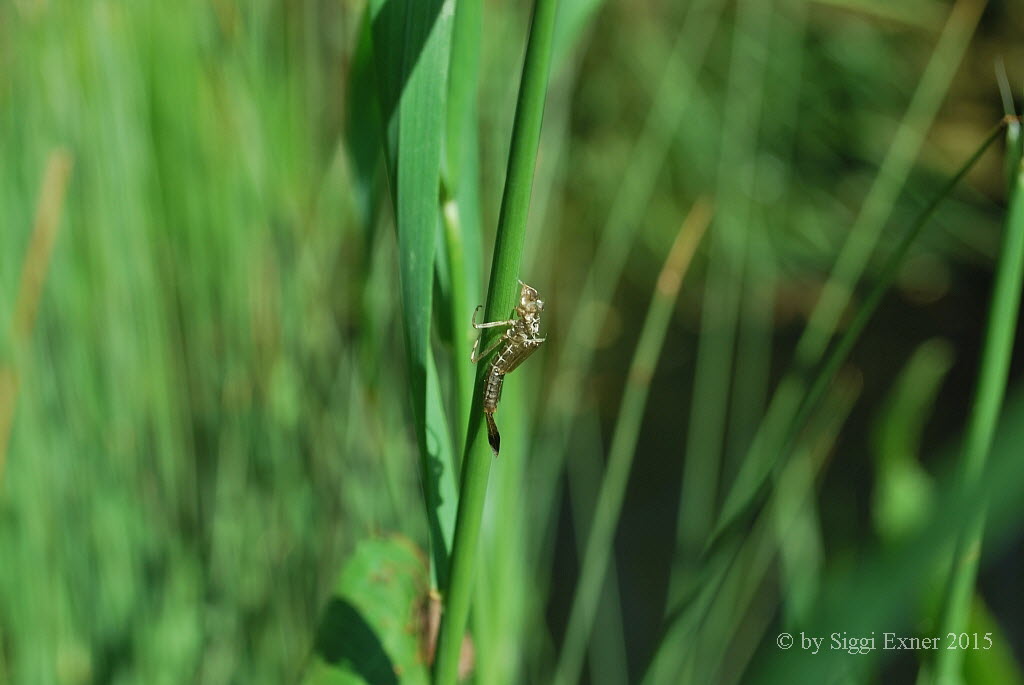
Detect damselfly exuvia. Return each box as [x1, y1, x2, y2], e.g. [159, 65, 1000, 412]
[470, 281, 546, 456]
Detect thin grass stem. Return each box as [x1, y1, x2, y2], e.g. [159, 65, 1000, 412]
[788, 118, 1013, 443]
[931, 124, 1024, 685]
[431, 0, 559, 681]
[711, 116, 1012, 546]
[553, 200, 711, 685]
[712, 108, 999, 540]
[529, 0, 725, 599]
[678, 0, 772, 567]
[1, 150, 72, 482]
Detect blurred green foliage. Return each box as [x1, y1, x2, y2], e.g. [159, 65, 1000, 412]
[3, 0, 1024, 684]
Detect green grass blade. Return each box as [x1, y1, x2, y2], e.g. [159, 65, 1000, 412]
[531, 0, 724, 571]
[962, 597, 1024, 685]
[445, 0, 481, 191]
[677, 0, 773, 566]
[369, 0, 455, 588]
[641, 545, 737, 685]
[752, 392, 1024, 684]
[789, 127, 1009, 450]
[794, 0, 985, 370]
[698, 374, 861, 684]
[553, 201, 711, 685]
[0, 150, 72, 480]
[565, 437, 629, 685]
[426, 352, 460, 563]
[726, 0, 807, 486]
[471, 378, 533, 684]
[346, 11, 384, 230]
[931, 126, 1024, 685]
[808, 0, 943, 27]
[431, 0, 559, 681]
[441, 0, 484, 447]
[644, 371, 861, 684]
[713, 114, 1007, 545]
[440, 200, 476, 459]
[715, 0, 986, 539]
[1005, 119, 1022, 193]
[551, 0, 604, 65]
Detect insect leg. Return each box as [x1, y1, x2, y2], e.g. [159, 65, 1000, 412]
[472, 305, 516, 330]
[470, 331, 508, 364]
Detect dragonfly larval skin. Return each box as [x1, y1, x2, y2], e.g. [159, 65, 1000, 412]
[470, 280, 546, 456]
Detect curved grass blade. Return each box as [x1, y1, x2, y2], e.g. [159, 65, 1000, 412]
[750, 391, 1024, 684]
[654, 109, 1016, 663]
[647, 113, 1016, 682]
[712, 115, 1011, 548]
[643, 371, 861, 685]
[712, 0, 987, 542]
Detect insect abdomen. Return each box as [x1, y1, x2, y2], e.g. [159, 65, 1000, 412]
[483, 366, 503, 412]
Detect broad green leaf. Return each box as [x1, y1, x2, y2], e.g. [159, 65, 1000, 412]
[305, 537, 430, 685]
[368, 0, 457, 588]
